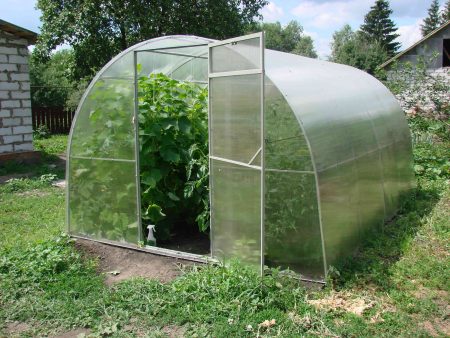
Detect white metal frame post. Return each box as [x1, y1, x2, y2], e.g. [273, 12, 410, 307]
[259, 32, 265, 275]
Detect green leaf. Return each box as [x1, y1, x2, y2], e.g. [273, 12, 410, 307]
[141, 169, 162, 188]
[145, 204, 166, 222]
[161, 118, 177, 130]
[160, 147, 180, 163]
[178, 116, 191, 134]
[167, 192, 180, 201]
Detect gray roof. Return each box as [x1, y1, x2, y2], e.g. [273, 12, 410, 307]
[0, 19, 38, 44]
[380, 20, 449, 69]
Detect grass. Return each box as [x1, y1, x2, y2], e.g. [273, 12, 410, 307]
[0, 133, 449, 337]
[33, 134, 68, 156]
[0, 134, 67, 178]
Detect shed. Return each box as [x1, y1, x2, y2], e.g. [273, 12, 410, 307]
[380, 21, 450, 70]
[0, 19, 37, 160]
[67, 33, 415, 282]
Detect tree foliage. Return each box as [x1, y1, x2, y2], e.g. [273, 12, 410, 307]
[254, 21, 317, 58]
[442, 0, 450, 24]
[329, 24, 388, 74]
[421, 0, 442, 36]
[360, 0, 400, 57]
[30, 49, 89, 111]
[29, 49, 76, 107]
[36, 0, 267, 80]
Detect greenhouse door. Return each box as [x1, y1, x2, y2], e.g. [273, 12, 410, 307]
[208, 32, 265, 272]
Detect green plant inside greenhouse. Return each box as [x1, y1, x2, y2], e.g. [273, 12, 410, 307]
[138, 73, 209, 249]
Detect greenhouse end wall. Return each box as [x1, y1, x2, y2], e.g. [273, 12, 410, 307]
[67, 34, 415, 282]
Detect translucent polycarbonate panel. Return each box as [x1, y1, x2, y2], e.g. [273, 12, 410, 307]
[137, 51, 180, 77]
[386, 144, 410, 216]
[70, 79, 135, 160]
[136, 47, 208, 84]
[265, 49, 415, 274]
[264, 79, 313, 171]
[210, 160, 262, 268]
[134, 36, 210, 51]
[170, 56, 208, 83]
[68, 158, 138, 243]
[354, 151, 385, 236]
[394, 139, 416, 197]
[265, 171, 324, 279]
[318, 160, 359, 268]
[210, 74, 262, 163]
[211, 37, 261, 73]
[153, 45, 209, 58]
[209, 33, 263, 271]
[100, 52, 134, 79]
[368, 85, 415, 218]
[98, 36, 211, 79]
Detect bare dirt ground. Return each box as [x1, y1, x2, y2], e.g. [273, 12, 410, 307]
[74, 238, 195, 285]
[4, 322, 30, 337]
[51, 328, 92, 338]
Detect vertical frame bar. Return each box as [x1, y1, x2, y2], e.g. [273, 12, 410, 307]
[260, 32, 265, 275]
[207, 44, 214, 259]
[133, 51, 143, 243]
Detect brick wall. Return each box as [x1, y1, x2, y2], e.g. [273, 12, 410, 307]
[0, 29, 34, 154]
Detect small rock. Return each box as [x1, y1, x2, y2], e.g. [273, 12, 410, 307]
[52, 180, 66, 188]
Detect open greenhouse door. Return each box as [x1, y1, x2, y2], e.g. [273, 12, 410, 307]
[208, 33, 265, 273]
[133, 43, 211, 256]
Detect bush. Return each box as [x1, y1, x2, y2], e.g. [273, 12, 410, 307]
[33, 124, 51, 139]
[382, 55, 449, 143]
[382, 56, 450, 180]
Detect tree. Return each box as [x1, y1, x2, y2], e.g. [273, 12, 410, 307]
[442, 0, 450, 24]
[360, 0, 400, 57]
[421, 0, 442, 36]
[330, 24, 388, 74]
[293, 36, 317, 58]
[36, 0, 268, 80]
[330, 24, 354, 62]
[30, 49, 76, 107]
[255, 21, 317, 58]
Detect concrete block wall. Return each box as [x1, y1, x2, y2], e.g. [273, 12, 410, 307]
[0, 29, 34, 154]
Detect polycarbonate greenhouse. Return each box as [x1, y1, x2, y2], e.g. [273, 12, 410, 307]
[67, 33, 415, 282]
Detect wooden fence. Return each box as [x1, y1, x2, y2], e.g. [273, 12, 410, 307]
[32, 107, 75, 134]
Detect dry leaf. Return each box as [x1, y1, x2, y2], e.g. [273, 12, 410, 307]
[259, 319, 276, 328]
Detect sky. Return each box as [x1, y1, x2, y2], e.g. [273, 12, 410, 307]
[0, 0, 441, 59]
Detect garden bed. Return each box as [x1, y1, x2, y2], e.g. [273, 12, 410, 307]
[74, 238, 193, 285]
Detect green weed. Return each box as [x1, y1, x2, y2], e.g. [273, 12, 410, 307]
[33, 134, 68, 156]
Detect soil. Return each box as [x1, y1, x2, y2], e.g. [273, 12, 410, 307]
[75, 238, 196, 285]
[162, 324, 187, 338]
[159, 230, 210, 255]
[51, 328, 92, 338]
[420, 319, 450, 337]
[4, 322, 30, 336]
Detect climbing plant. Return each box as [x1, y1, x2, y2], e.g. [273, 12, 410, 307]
[138, 73, 209, 241]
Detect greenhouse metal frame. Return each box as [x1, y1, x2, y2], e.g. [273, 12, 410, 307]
[66, 33, 415, 282]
